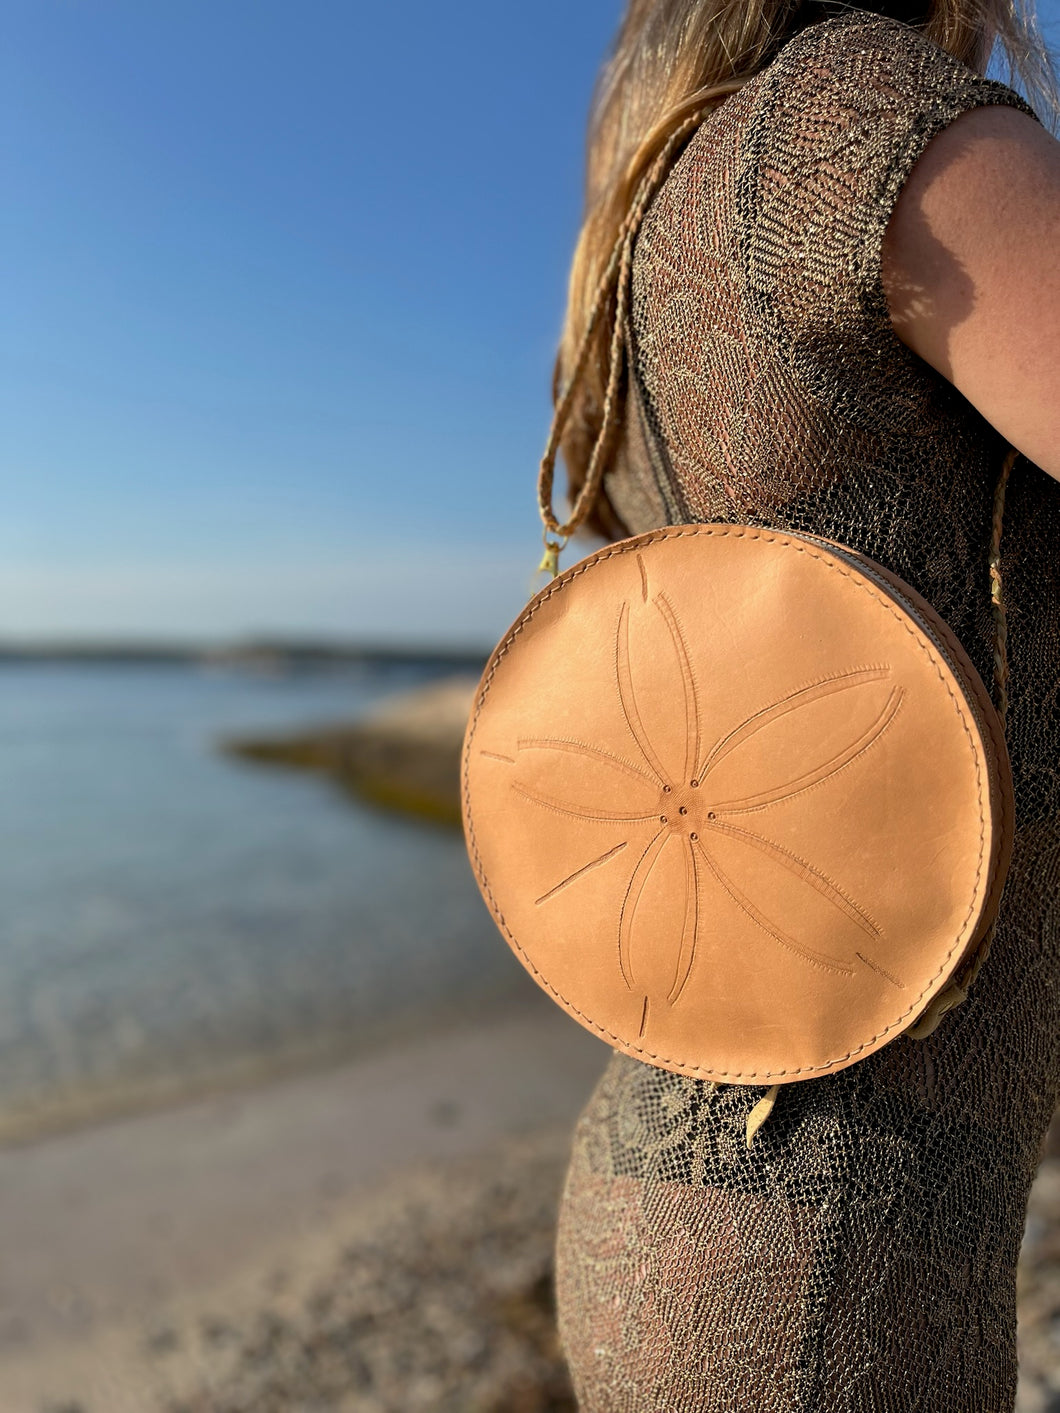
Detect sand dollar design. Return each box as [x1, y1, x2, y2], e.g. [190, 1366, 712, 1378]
[462, 526, 1011, 1084]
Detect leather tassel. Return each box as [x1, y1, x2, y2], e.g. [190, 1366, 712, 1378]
[746, 1084, 780, 1147]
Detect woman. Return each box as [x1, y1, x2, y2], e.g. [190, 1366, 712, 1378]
[548, 1, 1060, 1408]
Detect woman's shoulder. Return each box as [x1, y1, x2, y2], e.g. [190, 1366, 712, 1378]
[750, 7, 1036, 125]
[713, 6, 1038, 254]
[691, 8, 1040, 430]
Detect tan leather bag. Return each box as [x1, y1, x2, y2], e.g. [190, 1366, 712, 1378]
[462, 511, 1014, 1097]
[460, 114, 1016, 1141]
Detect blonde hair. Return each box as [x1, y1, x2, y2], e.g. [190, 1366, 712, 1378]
[544, 0, 1058, 546]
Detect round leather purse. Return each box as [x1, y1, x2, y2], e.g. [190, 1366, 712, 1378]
[460, 113, 1016, 1141]
[462, 512, 1014, 1084]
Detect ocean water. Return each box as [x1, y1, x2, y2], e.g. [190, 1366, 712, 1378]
[0, 661, 525, 1138]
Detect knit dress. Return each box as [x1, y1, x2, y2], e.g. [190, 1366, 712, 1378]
[553, 11, 1060, 1412]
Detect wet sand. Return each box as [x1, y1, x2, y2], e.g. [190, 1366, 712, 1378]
[0, 993, 606, 1412]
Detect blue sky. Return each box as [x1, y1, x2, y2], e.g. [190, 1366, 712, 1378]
[3, 1, 1057, 648]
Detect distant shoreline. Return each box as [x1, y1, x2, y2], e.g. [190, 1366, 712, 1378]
[0, 638, 489, 671]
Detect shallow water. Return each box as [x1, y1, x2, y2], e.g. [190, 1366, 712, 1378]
[0, 661, 522, 1136]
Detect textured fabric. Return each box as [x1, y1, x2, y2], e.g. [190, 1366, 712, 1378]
[555, 11, 1060, 1411]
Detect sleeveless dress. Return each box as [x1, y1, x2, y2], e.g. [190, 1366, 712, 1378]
[554, 12, 1060, 1412]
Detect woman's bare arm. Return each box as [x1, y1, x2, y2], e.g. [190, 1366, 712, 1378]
[882, 103, 1060, 480]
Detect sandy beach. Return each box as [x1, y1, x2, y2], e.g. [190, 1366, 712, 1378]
[0, 988, 1057, 1412]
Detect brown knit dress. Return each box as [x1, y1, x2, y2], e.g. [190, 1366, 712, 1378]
[554, 12, 1060, 1412]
